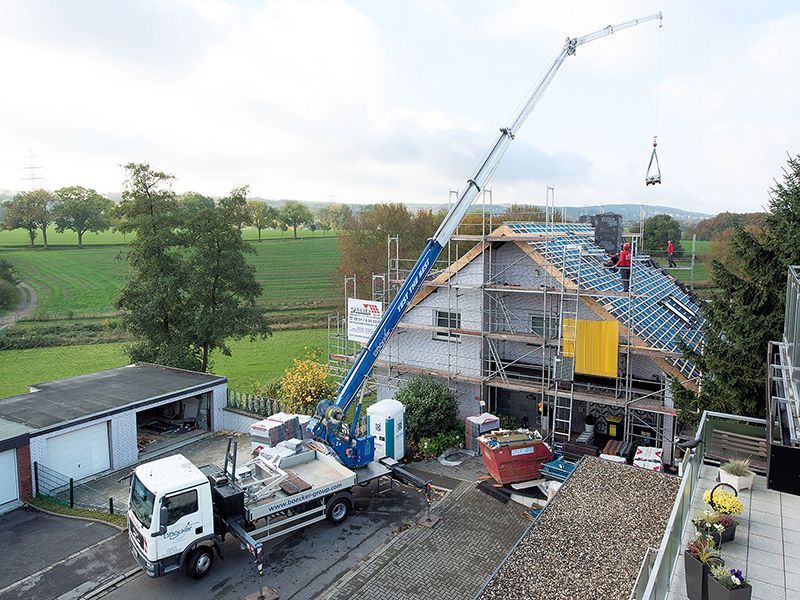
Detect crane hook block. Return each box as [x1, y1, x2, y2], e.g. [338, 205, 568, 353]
[645, 136, 661, 186]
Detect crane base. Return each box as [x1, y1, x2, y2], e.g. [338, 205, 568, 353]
[245, 587, 279, 600]
[417, 513, 441, 528]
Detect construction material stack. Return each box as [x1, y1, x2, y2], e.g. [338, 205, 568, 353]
[479, 429, 552, 485]
[466, 413, 500, 454]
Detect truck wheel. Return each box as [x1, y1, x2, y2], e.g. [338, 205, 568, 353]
[186, 546, 214, 579]
[326, 497, 351, 524]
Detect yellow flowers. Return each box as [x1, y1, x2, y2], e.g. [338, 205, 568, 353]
[277, 349, 334, 414]
[703, 488, 743, 515]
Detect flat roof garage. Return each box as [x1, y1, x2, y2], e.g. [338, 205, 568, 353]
[0, 363, 227, 488]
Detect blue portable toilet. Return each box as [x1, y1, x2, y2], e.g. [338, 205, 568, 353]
[366, 399, 405, 460]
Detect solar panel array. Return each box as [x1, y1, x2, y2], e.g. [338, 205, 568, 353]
[523, 229, 703, 381]
[506, 222, 594, 235]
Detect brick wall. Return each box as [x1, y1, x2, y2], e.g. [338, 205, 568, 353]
[16, 445, 31, 499]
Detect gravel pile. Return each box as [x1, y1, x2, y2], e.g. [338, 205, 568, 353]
[481, 456, 680, 600]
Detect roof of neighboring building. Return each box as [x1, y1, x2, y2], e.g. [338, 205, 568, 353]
[0, 417, 34, 444]
[0, 363, 226, 433]
[480, 457, 680, 600]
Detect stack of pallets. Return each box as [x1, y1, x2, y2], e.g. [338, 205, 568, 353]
[465, 413, 500, 454]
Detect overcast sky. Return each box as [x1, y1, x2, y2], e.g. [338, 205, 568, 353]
[1, 1, 797, 214]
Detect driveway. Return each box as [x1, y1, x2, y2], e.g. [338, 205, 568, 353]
[0, 507, 136, 600]
[102, 477, 428, 600]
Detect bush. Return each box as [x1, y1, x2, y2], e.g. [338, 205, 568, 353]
[395, 375, 459, 442]
[0, 280, 19, 311]
[277, 348, 334, 414]
[417, 430, 464, 458]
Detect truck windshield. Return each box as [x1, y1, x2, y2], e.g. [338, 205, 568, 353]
[130, 474, 156, 529]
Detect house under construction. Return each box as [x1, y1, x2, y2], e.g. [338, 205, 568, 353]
[329, 212, 704, 462]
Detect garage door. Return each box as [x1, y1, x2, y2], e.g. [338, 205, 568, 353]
[0, 449, 18, 508]
[46, 422, 110, 480]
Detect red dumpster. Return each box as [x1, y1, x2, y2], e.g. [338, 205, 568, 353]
[479, 430, 553, 485]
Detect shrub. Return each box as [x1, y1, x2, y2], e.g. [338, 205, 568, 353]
[721, 458, 753, 477]
[277, 348, 334, 414]
[498, 413, 518, 430]
[0, 280, 19, 311]
[395, 375, 459, 442]
[417, 430, 464, 458]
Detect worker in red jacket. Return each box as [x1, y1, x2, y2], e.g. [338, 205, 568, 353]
[615, 242, 632, 292]
[667, 240, 676, 267]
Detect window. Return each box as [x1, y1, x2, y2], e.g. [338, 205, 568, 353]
[434, 310, 461, 341]
[531, 312, 558, 339]
[163, 489, 198, 526]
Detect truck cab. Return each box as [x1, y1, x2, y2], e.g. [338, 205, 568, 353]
[128, 454, 220, 579]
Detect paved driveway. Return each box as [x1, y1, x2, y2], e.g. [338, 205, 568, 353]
[0, 508, 136, 600]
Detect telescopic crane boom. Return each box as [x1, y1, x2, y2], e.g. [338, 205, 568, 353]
[311, 12, 664, 468]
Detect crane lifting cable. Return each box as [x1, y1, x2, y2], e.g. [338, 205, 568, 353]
[646, 136, 661, 185]
[645, 16, 664, 186]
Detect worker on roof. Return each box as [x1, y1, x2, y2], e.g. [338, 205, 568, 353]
[667, 240, 676, 268]
[615, 243, 632, 292]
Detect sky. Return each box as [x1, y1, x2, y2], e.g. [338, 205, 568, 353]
[0, 0, 798, 214]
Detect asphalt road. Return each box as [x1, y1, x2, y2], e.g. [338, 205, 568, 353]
[104, 479, 427, 600]
[0, 507, 135, 600]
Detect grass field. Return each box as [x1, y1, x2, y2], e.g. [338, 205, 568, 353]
[0, 236, 341, 318]
[0, 328, 327, 398]
[0, 226, 335, 247]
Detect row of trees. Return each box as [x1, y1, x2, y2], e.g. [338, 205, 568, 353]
[115, 163, 271, 372]
[673, 154, 800, 422]
[1, 187, 113, 247]
[1, 188, 349, 247]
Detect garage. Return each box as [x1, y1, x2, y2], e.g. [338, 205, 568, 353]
[136, 393, 211, 456]
[0, 363, 227, 486]
[0, 449, 19, 509]
[46, 422, 110, 481]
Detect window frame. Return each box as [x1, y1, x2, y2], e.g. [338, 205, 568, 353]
[433, 309, 462, 342]
[162, 489, 199, 527]
[530, 310, 559, 339]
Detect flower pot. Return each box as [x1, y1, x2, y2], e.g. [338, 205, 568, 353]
[721, 523, 736, 544]
[719, 469, 755, 492]
[694, 522, 735, 546]
[708, 577, 752, 600]
[685, 550, 717, 600]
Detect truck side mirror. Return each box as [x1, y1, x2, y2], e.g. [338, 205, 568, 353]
[157, 504, 169, 536]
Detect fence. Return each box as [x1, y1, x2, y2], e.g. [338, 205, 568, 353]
[634, 410, 766, 599]
[34, 461, 127, 515]
[226, 389, 285, 417]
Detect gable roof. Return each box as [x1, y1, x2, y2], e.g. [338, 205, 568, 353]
[405, 223, 703, 390]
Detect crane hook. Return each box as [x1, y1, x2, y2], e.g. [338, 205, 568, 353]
[645, 136, 661, 186]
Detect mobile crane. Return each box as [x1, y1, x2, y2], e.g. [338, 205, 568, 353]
[127, 12, 663, 587]
[311, 11, 664, 469]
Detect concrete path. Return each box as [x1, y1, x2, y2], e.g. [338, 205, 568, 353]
[0, 507, 135, 600]
[0, 282, 36, 327]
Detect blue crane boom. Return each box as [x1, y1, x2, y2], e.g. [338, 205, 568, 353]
[311, 12, 663, 468]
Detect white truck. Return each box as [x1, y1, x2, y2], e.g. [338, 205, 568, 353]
[127, 438, 424, 579]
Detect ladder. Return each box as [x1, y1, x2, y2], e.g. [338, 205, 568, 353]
[555, 244, 582, 380]
[551, 382, 575, 446]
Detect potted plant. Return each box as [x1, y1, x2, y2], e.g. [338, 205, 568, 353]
[703, 486, 744, 519]
[584, 413, 596, 435]
[719, 459, 755, 492]
[693, 511, 737, 545]
[708, 566, 752, 600]
[685, 534, 723, 600]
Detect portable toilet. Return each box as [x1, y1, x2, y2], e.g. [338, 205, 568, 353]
[367, 399, 405, 460]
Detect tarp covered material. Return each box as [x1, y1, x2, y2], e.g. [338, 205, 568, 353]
[562, 319, 619, 378]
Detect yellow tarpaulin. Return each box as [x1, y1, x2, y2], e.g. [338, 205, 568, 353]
[562, 319, 618, 378]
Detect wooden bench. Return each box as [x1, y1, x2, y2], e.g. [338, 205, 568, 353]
[706, 429, 768, 473]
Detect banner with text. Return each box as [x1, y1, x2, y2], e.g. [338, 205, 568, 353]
[347, 298, 383, 343]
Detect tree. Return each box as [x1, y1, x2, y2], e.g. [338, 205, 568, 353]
[275, 349, 334, 414]
[674, 155, 800, 423]
[248, 200, 277, 241]
[114, 163, 197, 368]
[500, 204, 549, 223]
[115, 165, 271, 372]
[695, 212, 766, 241]
[184, 187, 271, 371]
[337, 203, 443, 292]
[317, 203, 353, 231]
[0, 258, 17, 311]
[395, 375, 459, 442]
[279, 200, 313, 239]
[2, 190, 53, 247]
[53, 186, 113, 247]
[641, 213, 682, 256]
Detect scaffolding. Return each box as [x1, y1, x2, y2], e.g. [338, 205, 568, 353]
[328, 194, 704, 457]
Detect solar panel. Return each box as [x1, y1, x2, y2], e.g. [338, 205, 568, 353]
[526, 235, 703, 381]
